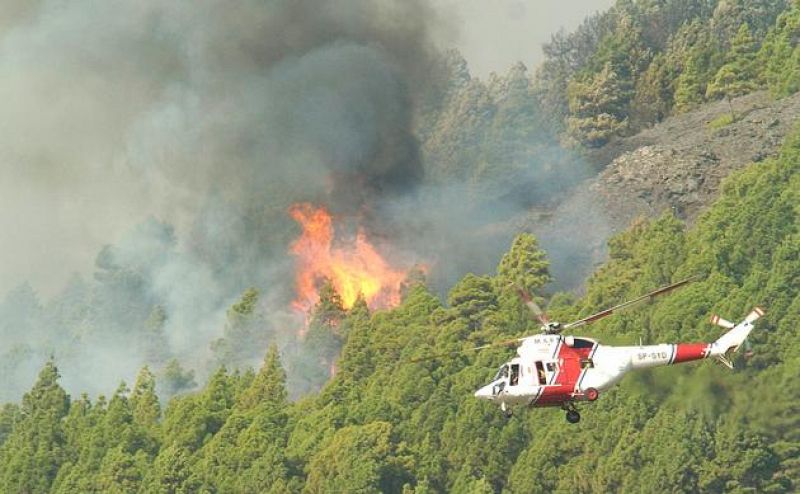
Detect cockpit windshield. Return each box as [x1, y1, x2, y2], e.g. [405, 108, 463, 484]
[493, 364, 509, 381]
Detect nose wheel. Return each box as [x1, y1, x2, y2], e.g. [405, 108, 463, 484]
[566, 409, 581, 423]
[562, 403, 581, 424]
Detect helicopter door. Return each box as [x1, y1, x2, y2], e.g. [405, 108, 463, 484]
[535, 361, 547, 385]
[509, 364, 520, 386]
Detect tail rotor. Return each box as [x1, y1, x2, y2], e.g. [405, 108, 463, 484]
[709, 314, 735, 330]
[745, 306, 765, 324]
[710, 306, 765, 368]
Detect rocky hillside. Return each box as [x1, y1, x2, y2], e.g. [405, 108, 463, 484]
[590, 90, 800, 229]
[513, 90, 800, 292]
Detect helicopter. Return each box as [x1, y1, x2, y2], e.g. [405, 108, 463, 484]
[422, 277, 765, 423]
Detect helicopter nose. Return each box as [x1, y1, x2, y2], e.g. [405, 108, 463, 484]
[474, 385, 493, 400]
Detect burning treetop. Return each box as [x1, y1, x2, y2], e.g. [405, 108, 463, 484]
[289, 203, 410, 313]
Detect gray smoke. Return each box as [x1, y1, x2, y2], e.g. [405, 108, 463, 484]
[0, 0, 447, 399]
[0, 0, 608, 401]
[0, 0, 441, 293]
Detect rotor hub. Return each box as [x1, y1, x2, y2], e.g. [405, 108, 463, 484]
[541, 322, 561, 334]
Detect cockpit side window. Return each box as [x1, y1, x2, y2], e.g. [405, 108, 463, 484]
[494, 364, 509, 381]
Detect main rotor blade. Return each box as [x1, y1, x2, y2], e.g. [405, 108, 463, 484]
[562, 275, 699, 331]
[409, 337, 522, 363]
[515, 287, 550, 325]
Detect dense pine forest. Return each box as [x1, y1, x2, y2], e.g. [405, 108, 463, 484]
[2, 0, 800, 492]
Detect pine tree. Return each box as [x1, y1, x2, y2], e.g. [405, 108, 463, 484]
[495, 233, 552, 294]
[237, 344, 287, 411]
[0, 404, 20, 447]
[132, 368, 159, 419]
[298, 280, 347, 389]
[701, 415, 781, 491]
[447, 274, 498, 330]
[760, 4, 800, 97]
[159, 358, 197, 399]
[631, 53, 673, 124]
[130, 366, 161, 448]
[0, 360, 69, 492]
[567, 62, 632, 147]
[706, 23, 761, 118]
[141, 444, 201, 494]
[161, 367, 234, 452]
[144, 305, 170, 365]
[674, 53, 705, 113]
[195, 345, 292, 491]
[309, 279, 346, 331]
[303, 422, 407, 494]
[94, 446, 146, 494]
[210, 287, 266, 368]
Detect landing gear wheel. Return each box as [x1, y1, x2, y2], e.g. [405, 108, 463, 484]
[504, 409, 513, 419]
[585, 387, 599, 402]
[566, 410, 581, 424]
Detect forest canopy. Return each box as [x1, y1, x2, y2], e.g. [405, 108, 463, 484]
[1, 123, 798, 492]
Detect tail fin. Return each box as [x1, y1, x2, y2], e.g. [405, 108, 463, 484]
[709, 307, 764, 369]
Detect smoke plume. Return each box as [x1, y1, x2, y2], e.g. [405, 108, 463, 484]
[0, 0, 608, 400]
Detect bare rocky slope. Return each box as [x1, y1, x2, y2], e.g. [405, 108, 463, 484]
[589, 90, 800, 229]
[520, 90, 800, 291]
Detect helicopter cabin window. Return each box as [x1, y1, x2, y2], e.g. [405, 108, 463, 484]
[494, 365, 509, 382]
[572, 338, 595, 349]
[534, 361, 547, 385]
[510, 364, 520, 386]
[546, 362, 556, 372]
[580, 358, 594, 369]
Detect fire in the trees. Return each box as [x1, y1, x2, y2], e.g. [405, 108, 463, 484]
[289, 203, 410, 314]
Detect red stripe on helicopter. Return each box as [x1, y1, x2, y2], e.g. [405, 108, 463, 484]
[672, 343, 711, 363]
[530, 338, 601, 407]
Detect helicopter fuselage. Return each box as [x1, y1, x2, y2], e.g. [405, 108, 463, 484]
[469, 276, 762, 423]
[473, 330, 741, 416]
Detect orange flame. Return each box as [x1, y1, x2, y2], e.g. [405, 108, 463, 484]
[289, 203, 408, 314]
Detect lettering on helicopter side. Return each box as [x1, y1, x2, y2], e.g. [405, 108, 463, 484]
[636, 351, 669, 361]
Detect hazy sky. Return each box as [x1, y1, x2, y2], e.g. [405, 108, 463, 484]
[440, 0, 615, 77]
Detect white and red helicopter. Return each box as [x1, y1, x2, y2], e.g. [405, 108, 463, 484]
[445, 277, 763, 423]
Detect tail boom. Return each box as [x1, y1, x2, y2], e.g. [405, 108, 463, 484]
[628, 343, 711, 370]
[627, 307, 764, 371]
[673, 343, 712, 363]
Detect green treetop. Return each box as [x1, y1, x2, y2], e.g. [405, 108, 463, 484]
[706, 23, 761, 117]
